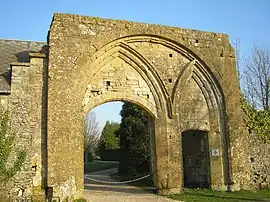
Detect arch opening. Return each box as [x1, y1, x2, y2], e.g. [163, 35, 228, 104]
[83, 101, 156, 194]
[83, 95, 157, 118]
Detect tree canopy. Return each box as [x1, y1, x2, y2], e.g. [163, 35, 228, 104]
[235, 44, 270, 143]
[97, 121, 120, 151]
[118, 102, 150, 175]
[241, 97, 270, 143]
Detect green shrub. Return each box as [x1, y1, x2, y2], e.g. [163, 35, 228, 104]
[0, 108, 26, 183]
[241, 97, 270, 143]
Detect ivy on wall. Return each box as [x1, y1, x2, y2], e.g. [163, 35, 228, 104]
[241, 97, 270, 143]
[0, 108, 26, 183]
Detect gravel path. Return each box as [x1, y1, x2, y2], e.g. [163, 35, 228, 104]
[84, 168, 179, 202]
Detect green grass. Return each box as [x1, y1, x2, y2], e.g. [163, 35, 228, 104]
[169, 188, 270, 202]
[84, 160, 119, 173]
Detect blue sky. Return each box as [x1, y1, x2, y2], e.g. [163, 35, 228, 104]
[1, 0, 269, 128]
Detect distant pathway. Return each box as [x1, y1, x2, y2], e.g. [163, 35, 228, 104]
[84, 168, 179, 202]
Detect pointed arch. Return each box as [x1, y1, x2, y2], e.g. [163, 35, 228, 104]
[83, 42, 169, 117]
[81, 34, 226, 119]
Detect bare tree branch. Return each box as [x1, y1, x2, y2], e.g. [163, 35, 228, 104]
[243, 45, 270, 110]
[84, 112, 101, 159]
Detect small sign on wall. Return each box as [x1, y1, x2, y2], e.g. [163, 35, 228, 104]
[211, 149, 220, 157]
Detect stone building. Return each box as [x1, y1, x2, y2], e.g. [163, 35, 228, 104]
[0, 13, 267, 201]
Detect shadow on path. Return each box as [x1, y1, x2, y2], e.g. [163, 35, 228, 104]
[84, 168, 154, 195]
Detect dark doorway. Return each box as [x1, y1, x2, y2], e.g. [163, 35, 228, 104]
[182, 130, 210, 188]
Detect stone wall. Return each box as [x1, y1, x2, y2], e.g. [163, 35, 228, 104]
[0, 53, 47, 201]
[82, 55, 157, 115]
[46, 13, 250, 199]
[248, 134, 270, 189]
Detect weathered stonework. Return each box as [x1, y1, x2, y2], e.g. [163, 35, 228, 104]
[0, 53, 47, 200]
[248, 134, 270, 189]
[46, 13, 250, 199]
[0, 13, 259, 201]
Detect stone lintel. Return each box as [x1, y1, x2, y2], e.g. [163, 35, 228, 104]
[29, 52, 47, 58]
[0, 90, 11, 94]
[10, 62, 30, 67]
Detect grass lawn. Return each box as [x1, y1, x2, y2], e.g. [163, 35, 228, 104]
[169, 188, 270, 202]
[84, 160, 119, 173]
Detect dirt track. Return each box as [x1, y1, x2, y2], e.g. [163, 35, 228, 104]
[84, 168, 179, 202]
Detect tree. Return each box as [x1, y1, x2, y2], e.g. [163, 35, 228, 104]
[84, 112, 101, 162]
[242, 45, 270, 110]
[97, 121, 120, 157]
[235, 44, 270, 142]
[118, 102, 150, 175]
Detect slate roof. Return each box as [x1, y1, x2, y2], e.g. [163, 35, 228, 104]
[0, 39, 46, 93]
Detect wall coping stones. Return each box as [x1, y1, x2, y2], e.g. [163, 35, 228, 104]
[10, 62, 30, 67]
[29, 52, 47, 58]
[52, 12, 229, 40]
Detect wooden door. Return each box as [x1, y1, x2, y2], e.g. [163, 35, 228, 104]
[182, 130, 210, 188]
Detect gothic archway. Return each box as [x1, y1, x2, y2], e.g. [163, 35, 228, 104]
[47, 33, 231, 199]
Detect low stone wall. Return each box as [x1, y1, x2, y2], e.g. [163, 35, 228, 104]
[248, 134, 270, 189]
